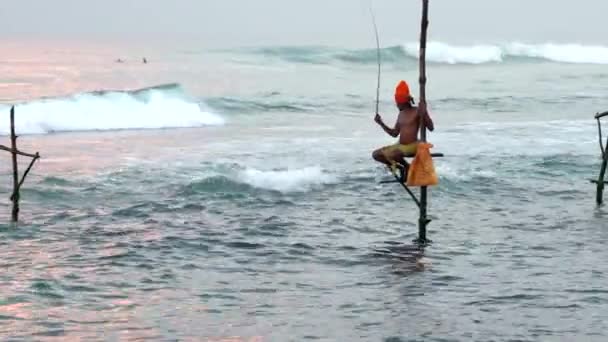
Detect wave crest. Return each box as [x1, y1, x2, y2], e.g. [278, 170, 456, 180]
[243, 42, 608, 65]
[240, 166, 337, 193]
[0, 83, 224, 135]
[403, 42, 608, 64]
[184, 166, 338, 195]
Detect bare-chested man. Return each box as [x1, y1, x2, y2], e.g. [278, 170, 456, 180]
[372, 80, 434, 181]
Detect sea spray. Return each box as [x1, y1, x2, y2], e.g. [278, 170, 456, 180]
[243, 42, 608, 65]
[0, 84, 224, 135]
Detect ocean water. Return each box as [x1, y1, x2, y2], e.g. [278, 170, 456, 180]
[1, 40, 608, 341]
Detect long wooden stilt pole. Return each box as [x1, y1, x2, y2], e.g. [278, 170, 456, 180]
[416, 0, 430, 244]
[593, 111, 608, 204]
[10, 106, 20, 222]
[376, 0, 440, 243]
[597, 153, 608, 205]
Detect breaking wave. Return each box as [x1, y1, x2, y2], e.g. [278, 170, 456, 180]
[402, 42, 608, 64]
[240, 166, 338, 193]
[184, 166, 338, 195]
[0, 83, 224, 135]
[244, 42, 608, 65]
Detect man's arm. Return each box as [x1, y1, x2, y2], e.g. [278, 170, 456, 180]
[418, 102, 434, 132]
[375, 113, 399, 137]
[424, 112, 434, 131]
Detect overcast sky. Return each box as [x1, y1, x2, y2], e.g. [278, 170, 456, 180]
[1, 0, 606, 47]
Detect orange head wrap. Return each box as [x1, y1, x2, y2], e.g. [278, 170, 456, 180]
[394, 80, 411, 104]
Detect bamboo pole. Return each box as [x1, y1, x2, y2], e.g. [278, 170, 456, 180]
[10, 106, 19, 222]
[1, 106, 40, 222]
[416, 0, 430, 244]
[596, 155, 607, 205]
[593, 112, 608, 205]
[597, 115, 605, 158]
[0, 145, 38, 158]
[12, 153, 40, 201]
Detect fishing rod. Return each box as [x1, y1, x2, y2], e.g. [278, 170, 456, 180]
[369, 2, 381, 116]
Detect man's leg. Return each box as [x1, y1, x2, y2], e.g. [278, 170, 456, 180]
[372, 146, 391, 166]
[373, 146, 407, 182]
[389, 150, 409, 183]
[394, 143, 419, 182]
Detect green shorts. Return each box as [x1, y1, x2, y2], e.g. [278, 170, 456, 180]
[380, 142, 419, 160]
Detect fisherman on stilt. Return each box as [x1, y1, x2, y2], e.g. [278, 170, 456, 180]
[372, 80, 434, 182]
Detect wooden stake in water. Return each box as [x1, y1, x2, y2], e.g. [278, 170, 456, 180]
[417, 0, 430, 244]
[0, 106, 41, 223]
[592, 111, 608, 204]
[10, 106, 19, 222]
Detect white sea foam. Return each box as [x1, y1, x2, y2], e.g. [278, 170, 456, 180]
[239, 166, 337, 193]
[401, 41, 608, 64]
[0, 85, 224, 135]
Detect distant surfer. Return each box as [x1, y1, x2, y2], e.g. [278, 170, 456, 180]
[143, 57, 148, 64]
[372, 80, 434, 182]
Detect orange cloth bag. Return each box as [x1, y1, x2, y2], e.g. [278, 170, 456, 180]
[406, 142, 439, 186]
